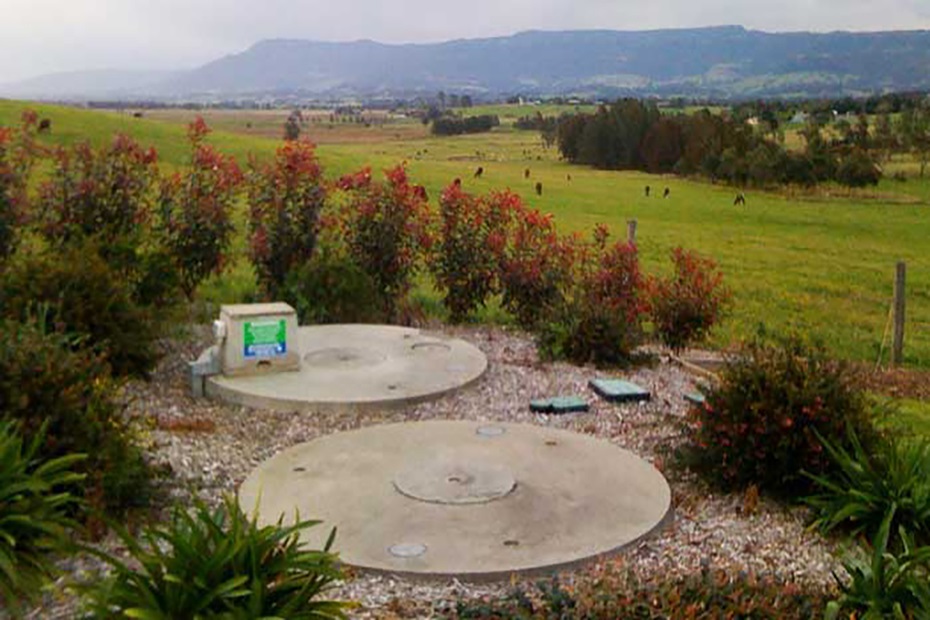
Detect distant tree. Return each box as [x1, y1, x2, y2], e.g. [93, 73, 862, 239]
[874, 113, 896, 161]
[898, 105, 930, 178]
[836, 148, 881, 187]
[283, 112, 301, 141]
[460, 95, 473, 108]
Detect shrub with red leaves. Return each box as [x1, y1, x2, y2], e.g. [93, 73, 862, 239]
[649, 247, 729, 353]
[499, 202, 576, 330]
[247, 139, 325, 298]
[0, 111, 40, 262]
[686, 331, 877, 496]
[341, 165, 432, 318]
[534, 225, 648, 365]
[37, 134, 158, 248]
[157, 117, 242, 298]
[432, 185, 515, 322]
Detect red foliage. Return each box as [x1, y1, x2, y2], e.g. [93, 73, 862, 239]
[431, 184, 516, 321]
[157, 118, 243, 298]
[340, 164, 432, 317]
[1, 111, 42, 260]
[247, 139, 325, 297]
[649, 247, 729, 352]
[499, 200, 577, 329]
[37, 134, 159, 246]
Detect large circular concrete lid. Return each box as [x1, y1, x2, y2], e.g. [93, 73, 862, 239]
[206, 325, 487, 412]
[239, 421, 672, 579]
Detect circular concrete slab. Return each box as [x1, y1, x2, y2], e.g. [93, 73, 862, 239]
[239, 421, 672, 580]
[206, 325, 487, 412]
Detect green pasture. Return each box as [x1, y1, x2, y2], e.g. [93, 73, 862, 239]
[3, 100, 928, 368]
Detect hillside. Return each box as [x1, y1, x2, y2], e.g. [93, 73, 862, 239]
[4, 26, 930, 101]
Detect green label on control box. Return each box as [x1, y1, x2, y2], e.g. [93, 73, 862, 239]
[243, 319, 287, 358]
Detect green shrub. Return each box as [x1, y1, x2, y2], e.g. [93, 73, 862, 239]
[281, 245, 385, 324]
[806, 427, 930, 548]
[649, 247, 729, 353]
[81, 495, 348, 619]
[826, 511, 930, 620]
[684, 331, 876, 496]
[455, 567, 827, 619]
[0, 420, 83, 617]
[0, 316, 153, 515]
[0, 244, 162, 377]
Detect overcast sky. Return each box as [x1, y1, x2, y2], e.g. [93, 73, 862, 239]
[3, 0, 930, 82]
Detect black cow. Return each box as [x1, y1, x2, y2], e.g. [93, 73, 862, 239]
[38, 118, 51, 133]
[535, 182, 543, 196]
[663, 187, 670, 198]
[474, 166, 484, 178]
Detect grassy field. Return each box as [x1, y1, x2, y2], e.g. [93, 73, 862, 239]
[2, 100, 928, 368]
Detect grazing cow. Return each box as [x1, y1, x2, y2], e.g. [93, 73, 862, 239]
[474, 166, 484, 179]
[133, 112, 144, 119]
[663, 187, 670, 198]
[566, 174, 572, 182]
[524, 168, 530, 179]
[38, 118, 51, 133]
[645, 185, 650, 197]
[535, 182, 543, 196]
[734, 192, 746, 206]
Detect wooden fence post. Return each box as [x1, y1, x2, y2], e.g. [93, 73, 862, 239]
[627, 219, 637, 244]
[893, 261, 906, 367]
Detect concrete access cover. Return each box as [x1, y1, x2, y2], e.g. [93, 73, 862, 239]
[239, 421, 672, 579]
[206, 325, 487, 412]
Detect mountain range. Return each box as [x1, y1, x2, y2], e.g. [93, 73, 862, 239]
[4, 26, 930, 101]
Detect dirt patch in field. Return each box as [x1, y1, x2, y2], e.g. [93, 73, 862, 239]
[855, 364, 930, 401]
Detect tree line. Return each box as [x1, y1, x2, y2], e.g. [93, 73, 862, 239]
[552, 99, 894, 188]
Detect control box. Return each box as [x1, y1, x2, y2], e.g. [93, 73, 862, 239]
[217, 303, 300, 376]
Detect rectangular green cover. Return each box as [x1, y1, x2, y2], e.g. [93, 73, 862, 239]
[530, 396, 590, 414]
[588, 379, 651, 403]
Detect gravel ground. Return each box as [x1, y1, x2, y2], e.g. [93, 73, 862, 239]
[23, 325, 842, 619]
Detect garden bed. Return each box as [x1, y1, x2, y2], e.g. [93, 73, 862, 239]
[27, 325, 840, 619]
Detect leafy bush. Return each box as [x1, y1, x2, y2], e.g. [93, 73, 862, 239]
[157, 117, 242, 299]
[649, 247, 729, 353]
[0, 315, 153, 515]
[806, 427, 930, 548]
[537, 229, 647, 366]
[0, 420, 83, 617]
[0, 111, 38, 263]
[456, 566, 827, 619]
[281, 244, 385, 325]
[81, 495, 348, 619]
[499, 204, 575, 330]
[685, 331, 876, 496]
[432, 185, 514, 322]
[341, 165, 432, 319]
[826, 511, 930, 620]
[0, 244, 162, 377]
[836, 148, 881, 187]
[37, 133, 158, 249]
[247, 139, 326, 298]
